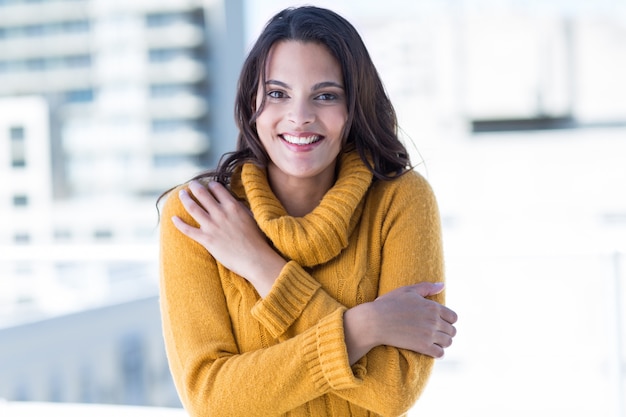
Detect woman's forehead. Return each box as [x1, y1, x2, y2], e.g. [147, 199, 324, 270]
[262, 41, 342, 83]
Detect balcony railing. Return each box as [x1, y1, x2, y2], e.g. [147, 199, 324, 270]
[0, 401, 187, 417]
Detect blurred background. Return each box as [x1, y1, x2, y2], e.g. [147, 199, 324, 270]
[0, 0, 625, 415]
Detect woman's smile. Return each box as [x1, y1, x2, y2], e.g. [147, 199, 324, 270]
[280, 133, 323, 146]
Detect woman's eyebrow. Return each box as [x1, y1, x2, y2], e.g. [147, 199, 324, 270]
[312, 81, 344, 90]
[265, 80, 344, 91]
[265, 79, 290, 89]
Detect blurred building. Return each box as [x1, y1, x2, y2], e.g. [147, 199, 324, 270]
[0, 0, 244, 320]
[0, 0, 243, 200]
[0, 296, 182, 408]
[0, 0, 244, 407]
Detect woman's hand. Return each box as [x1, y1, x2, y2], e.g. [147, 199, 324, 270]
[171, 180, 286, 297]
[372, 282, 457, 358]
[345, 282, 457, 363]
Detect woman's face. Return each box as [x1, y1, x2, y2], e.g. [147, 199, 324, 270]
[255, 40, 348, 186]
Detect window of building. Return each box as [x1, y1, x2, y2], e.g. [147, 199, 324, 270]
[14, 232, 30, 244]
[93, 229, 113, 240]
[47, 372, 64, 402]
[65, 54, 91, 68]
[14, 262, 33, 276]
[62, 20, 90, 33]
[2, 59, 14, 72]
[0, 19, 89, 40]
[119, 333, 145, 405]
[25, 58, 46, 71]
[12, 383, 30, 402]
[65, 89, 94, 103]
[2, 26, 19, 39]
[148, 48, 189, 63]
[153, 154, 190, 168]
[0, 55, 90, 74]
[10, 126, 26, 167]
[79, 365, 95, 403]
[13, 195, 28, 207]
[149, 83, 191, 98]
[24, 24, 46, 37]
[145, 12, 189, 27]
[151, 118, 191, 133]
[54, 229, 72, 242]
[10, 126, 24, 140]
[45, 56, 63, 71]
[0, 0, 85, 6]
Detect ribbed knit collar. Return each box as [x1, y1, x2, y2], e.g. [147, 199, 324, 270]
[240, 151, 373, 267]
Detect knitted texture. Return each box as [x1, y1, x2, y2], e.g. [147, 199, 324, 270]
[159, 151, 445, 416]
[243, 151, 371, 266]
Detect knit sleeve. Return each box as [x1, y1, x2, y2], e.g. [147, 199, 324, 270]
[250, 260, 355, 339]
[250, 261, 322, 338]
[332, 171, 445, 414]
[158, 187, 361, 417]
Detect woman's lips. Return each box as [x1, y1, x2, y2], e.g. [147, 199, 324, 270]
[280, 134, 323, 145]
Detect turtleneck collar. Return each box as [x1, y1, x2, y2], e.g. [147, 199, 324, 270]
[239, 151, 373, 267]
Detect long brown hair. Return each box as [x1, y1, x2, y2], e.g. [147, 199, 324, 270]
[160, 6, 410, 202]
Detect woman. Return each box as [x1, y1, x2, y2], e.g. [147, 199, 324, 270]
[158, 6, 457, 416]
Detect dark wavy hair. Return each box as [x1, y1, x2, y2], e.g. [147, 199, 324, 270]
[162, 6, 411, 200]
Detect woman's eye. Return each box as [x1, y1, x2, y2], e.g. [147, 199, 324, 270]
[267, 90, 286, 99]
[316, 93, 336, 101]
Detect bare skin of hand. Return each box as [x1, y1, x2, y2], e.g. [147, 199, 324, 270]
[171, 180, 286, 297]
[344, 282, 458, 364]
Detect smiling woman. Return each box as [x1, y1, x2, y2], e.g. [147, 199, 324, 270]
[157, 6, 457, 417]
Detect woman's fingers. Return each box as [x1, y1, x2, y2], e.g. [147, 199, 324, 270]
[177, 188, 209, 226]
[440, 306, 458, 326]
[185, 180, 248, 223]
[206, 180, 238, 205]
[187, 180, 221, 214]
[177, 181, 232, 225]
[435, 327, 455, 348]
[372, 284, 458, 358]
[173, 182, 230, 247]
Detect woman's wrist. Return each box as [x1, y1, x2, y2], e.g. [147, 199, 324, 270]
[344, 302, 380, 365]
[247, 250, 287, 297]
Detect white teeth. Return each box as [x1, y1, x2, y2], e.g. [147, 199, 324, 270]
[282, 134, 321, 145]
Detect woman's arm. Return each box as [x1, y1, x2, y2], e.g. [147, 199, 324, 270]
[160, 187, 362, 417]
[171, 180, 285, 297]
[330, 171, 457, 415]
[163, 173, 456, 416]
[344, 281, 454, 364]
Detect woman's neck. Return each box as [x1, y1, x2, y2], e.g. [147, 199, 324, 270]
[266, 164, 336, 217]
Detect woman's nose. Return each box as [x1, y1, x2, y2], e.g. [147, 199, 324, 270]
[287, 99, 314, 126]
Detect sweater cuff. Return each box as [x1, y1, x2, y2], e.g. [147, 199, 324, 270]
[251, 261, 321, 338]
[302, 308, 363, 392]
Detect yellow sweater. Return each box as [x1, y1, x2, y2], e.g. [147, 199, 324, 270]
[159, 151, 445, 417]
